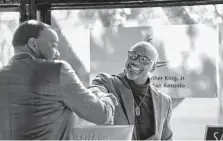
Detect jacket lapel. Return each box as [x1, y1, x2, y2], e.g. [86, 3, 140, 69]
[149, 85, 162, 139]
[114, 72, 137, 139]
[114, 75, 134, 125]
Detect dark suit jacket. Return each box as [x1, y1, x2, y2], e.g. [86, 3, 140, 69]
[90, 72, 173, 140]
[0, 53, 114, 140]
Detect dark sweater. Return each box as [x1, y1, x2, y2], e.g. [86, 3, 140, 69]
[126, 77, 155, 140]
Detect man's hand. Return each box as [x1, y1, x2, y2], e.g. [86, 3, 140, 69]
[99, 93, 118, 124]
[89, 87, 118, 107]
[100, 93, 119, 107]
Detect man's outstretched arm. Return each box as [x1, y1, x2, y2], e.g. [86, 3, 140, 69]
[59, 61, 118, 124]
[89, 73, 114, 97]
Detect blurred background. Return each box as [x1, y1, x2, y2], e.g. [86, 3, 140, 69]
[0, 3, 223, 140]
[90, 25, 218, 98]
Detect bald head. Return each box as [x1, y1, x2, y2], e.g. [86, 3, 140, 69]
[12, 20, 51, 47]
[129, 41, 159, 63]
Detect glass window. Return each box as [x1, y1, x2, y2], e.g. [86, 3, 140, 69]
[51, 4, 223, 139]
[0, 12, 19, 68]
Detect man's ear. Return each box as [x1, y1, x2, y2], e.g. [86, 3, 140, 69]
[27, 38, 37, 51]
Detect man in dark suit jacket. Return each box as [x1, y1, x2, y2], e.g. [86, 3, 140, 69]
[90, 41, 173, 140]
[0, 20, 118, 140]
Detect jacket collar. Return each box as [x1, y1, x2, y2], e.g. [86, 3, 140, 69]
[8, 53, 36, 65]
[11, 53, 36, 61]
[116, 70, 160, 98]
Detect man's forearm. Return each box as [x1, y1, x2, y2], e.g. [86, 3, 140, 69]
[60, 61, 117, 124]
[88, 86, 116, 124]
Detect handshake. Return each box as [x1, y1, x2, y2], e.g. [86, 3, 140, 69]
[99, 92, 119, 108]
[90, 87, 119, 124]
[90, 86, 119, 108]
[97, 92, 119, 125]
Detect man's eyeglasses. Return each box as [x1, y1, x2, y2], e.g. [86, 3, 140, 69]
[128, 51, 154, 65]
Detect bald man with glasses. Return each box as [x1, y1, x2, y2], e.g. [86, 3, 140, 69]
[89, 41, 173, 140]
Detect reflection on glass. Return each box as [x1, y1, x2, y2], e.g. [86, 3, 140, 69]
[0, 4, 222, 140]
[90, 25, 218, 98]
[0, 12, 19, 69]
[50, 4, 223, 140]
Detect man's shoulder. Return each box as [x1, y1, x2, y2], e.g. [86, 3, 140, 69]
[53, 60, 70, 67]
[36, 60, 71, 70]
[91, 73, 119, 90]
[150, 85, 171, 101]
[37, 59, 66, 65]
[93, 72, 116, 80]
[32, 60, 73, 80]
